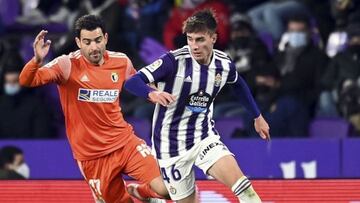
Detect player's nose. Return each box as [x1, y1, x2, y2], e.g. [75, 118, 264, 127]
[89, 41, 98, 50]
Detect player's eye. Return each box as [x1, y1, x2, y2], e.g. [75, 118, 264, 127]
[95, 37, 102, 44]
[196, 38, 205, 42]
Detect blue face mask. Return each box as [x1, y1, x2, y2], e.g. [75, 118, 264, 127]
[4, 83, 21, 96]
[288, 32, 307, 48]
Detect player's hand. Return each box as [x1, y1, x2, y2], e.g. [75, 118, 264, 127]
[33, 30, 52, 64]
[254, 114, 270, 140]
[148, 90, 176, 107]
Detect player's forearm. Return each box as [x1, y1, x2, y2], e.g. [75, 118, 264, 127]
[19, 58, 41, 87]
[233, 76, 261, 119]
[124, 73, 155, 99]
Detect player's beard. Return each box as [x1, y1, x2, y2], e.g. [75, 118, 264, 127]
[88, 50, 103, 65]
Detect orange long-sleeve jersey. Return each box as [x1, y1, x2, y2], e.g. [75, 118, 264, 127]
[19, 50, 137, 161]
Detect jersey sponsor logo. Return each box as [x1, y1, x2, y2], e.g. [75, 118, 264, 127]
[146, 59, 163, 72]
[78, 88, 119, 103]
[199, 142, 227, 161]
[186, 90, 213, 113]
[214, 73, 222, 87]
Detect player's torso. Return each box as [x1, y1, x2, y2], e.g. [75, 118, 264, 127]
[59, 51, 134, 159]
[153, 49, 233, 158]
[158, 50, 232, 129]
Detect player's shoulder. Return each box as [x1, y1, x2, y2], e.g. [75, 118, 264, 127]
[107, 50, 128, 59]
[213, 49, 232, 63]
[62, 50, 81, 67]
[68, 50, 82, 60]
[107, 51, 131, 67]
[170, 46, 191, 59]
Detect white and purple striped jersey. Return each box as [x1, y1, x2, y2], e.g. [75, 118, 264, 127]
[139, 45, 238, 159]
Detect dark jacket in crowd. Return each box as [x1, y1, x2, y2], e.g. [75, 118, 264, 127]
[274, 44, 329, 107]
[0, 91, 53, 138]
[322, 46, 360, 91]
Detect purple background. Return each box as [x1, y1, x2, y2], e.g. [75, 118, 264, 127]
[1, 138, 358, 179]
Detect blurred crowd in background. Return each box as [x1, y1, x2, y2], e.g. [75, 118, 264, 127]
[0, 0, 360, 139]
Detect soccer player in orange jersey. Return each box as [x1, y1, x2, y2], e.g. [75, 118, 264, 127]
[19, 14, 169, 203]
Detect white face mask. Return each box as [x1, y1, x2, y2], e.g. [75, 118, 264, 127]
[288, 31, 308, 48]
[4, 83, 21, 96]
[15, 163, 30, 179]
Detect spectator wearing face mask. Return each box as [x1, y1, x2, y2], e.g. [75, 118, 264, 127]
[0, 67, 54, 138]
[0, 145, 29, 179]
[262, 14, 329, 137]
[214, 13, 277, 127]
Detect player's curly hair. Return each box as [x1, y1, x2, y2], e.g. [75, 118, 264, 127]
[74, 14, 106, 38]
[182, 9, 217, 35]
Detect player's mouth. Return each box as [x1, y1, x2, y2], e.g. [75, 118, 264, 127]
[90, 53, 100, 59]
[193, 52, 202, 57]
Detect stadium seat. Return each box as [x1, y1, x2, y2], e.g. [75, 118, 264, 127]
[214, 117, 244, 138]
[126, 117, 152, 145]
[309, 118, 350, 138]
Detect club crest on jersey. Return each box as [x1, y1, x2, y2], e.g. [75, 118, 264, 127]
[185, 90, 213, 113]
[214, 73, 222, 87]
[169, 186, 177, 195]
[111, 72, 119, 82]
[146, 59, 163, 72]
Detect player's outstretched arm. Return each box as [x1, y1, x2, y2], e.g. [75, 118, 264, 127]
[230, 74, 271, 140]
[19, 30, 65, 87]
[124, 73, 176, 107]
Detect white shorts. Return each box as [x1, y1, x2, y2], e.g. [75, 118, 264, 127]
[157, 135, 234, 200]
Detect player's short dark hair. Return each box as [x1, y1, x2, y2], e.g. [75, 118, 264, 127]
[182, 9, 217, 35]
[74, 14, 106, 38]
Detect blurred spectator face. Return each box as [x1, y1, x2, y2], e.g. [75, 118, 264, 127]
[4, 71, 21, 96]
[0, 146, 30, 179]
[187, 31, 217, 65]
[287, 21, 309, 48]
[8, 153, 30, 179]
[229, 13, 253, 49]
[231, 27, 252, 49]
[6, 153, 23, 170]
[75, 28, 108, 65]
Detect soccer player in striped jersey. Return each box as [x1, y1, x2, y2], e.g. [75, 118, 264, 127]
[19, 14, 169, 203]
[125, 9, 270, 203]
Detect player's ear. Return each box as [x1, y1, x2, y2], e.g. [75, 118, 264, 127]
[75, 37, 81, 49]
[104, 33, 108, 45]
[212, 33, 217, 44]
